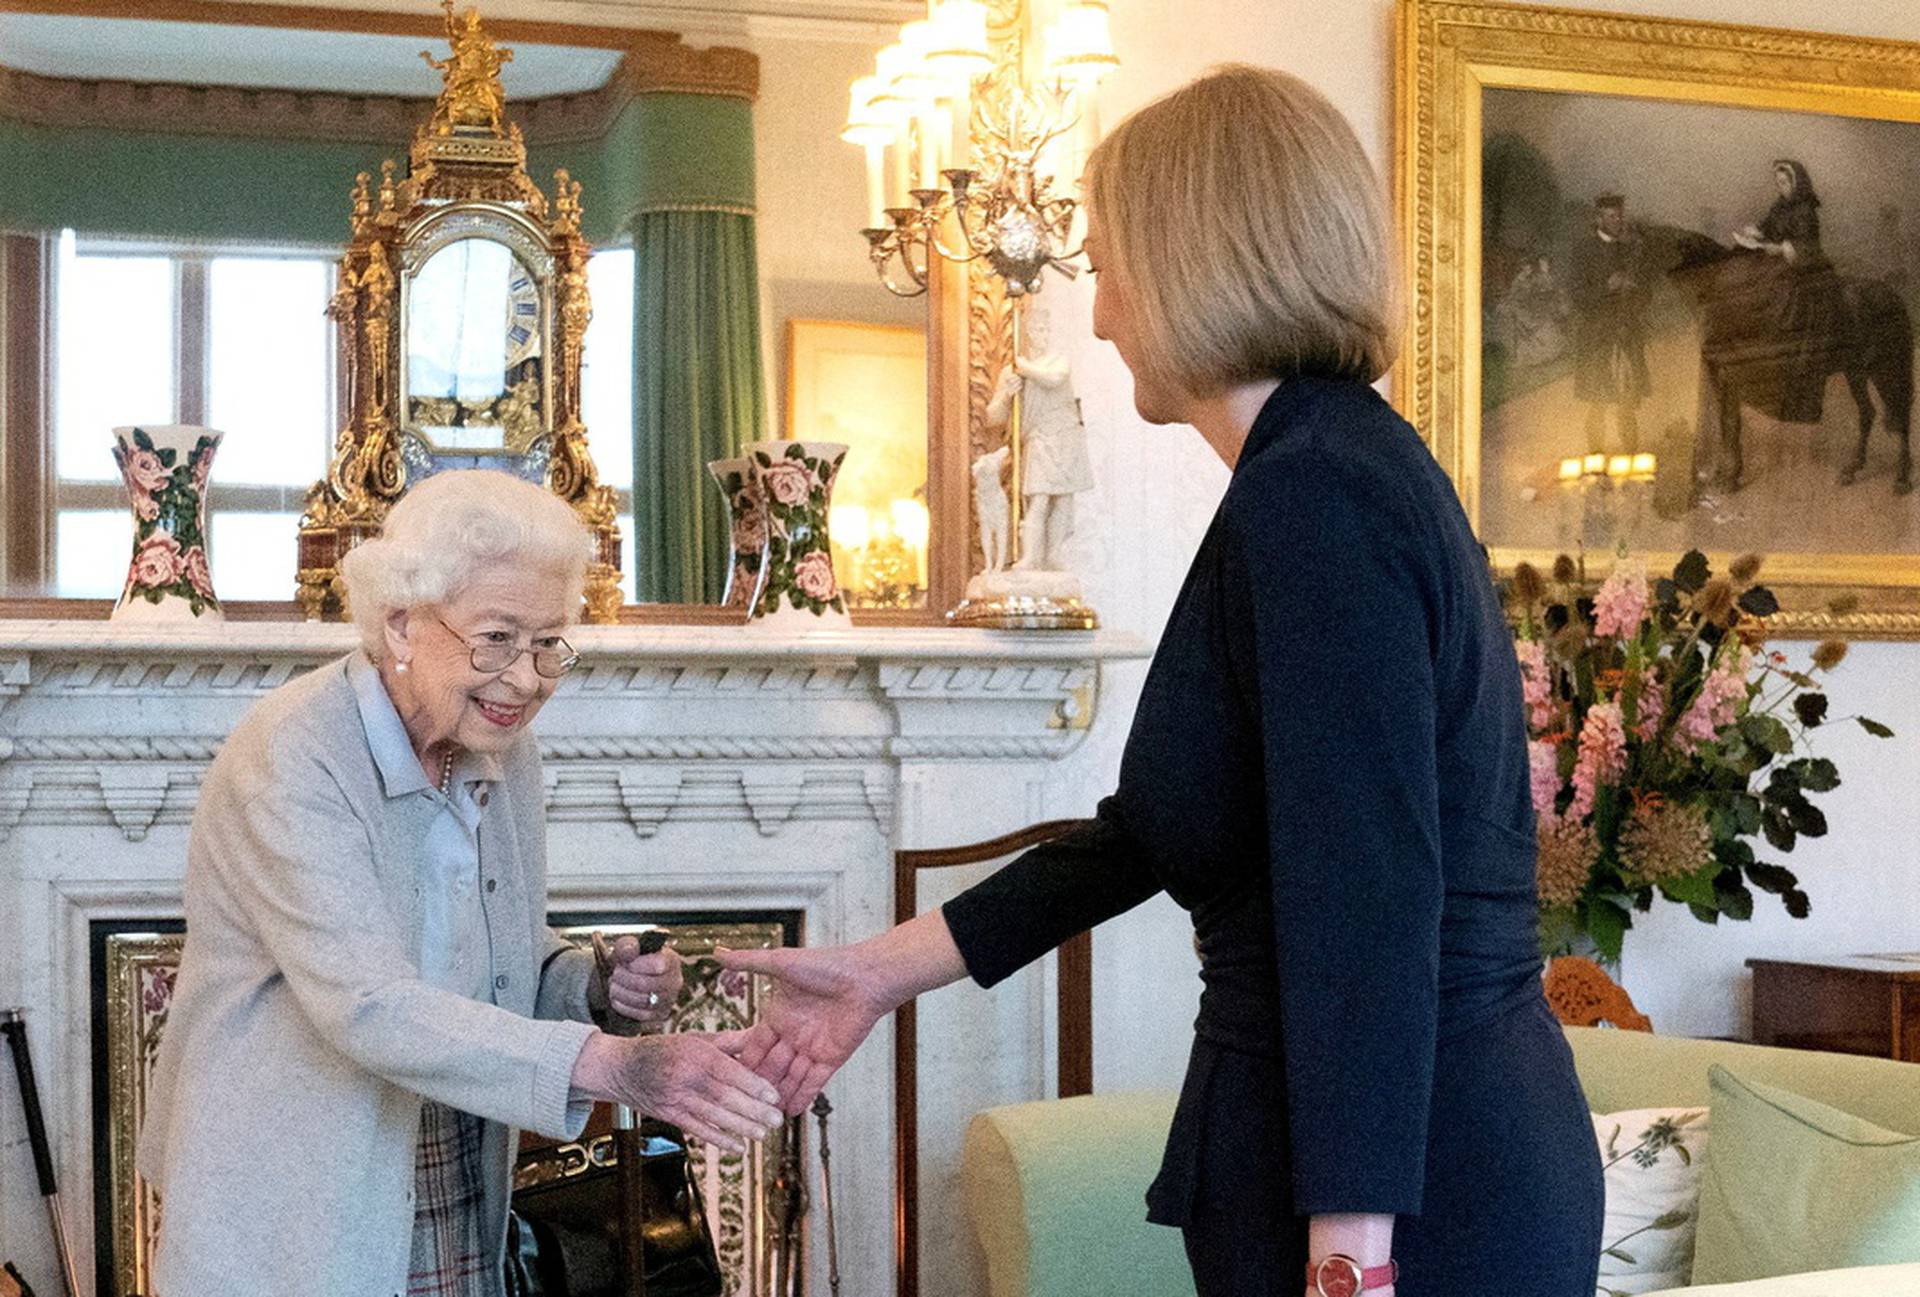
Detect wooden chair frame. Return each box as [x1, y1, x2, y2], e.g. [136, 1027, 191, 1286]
[892, 819, 1097, 1297]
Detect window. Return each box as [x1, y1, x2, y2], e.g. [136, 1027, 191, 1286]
[50, 231, 337, 600]
[39, 233, 640, 605]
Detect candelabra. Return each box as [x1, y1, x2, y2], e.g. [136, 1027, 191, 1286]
[843, 1, 1118, 629]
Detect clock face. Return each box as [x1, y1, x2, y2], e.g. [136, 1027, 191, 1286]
[1315, 1260, 1361, 1297]
[405, 234, 546, 455]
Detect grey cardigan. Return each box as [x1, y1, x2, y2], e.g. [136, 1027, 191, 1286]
[137, 655, 598, 1297]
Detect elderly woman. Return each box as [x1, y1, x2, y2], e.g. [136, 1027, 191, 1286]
[138, 470, 782, 1297]
[723, 67, 1603, 1297]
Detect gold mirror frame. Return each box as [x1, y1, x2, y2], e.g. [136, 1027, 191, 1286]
[1396, 0, 1920, 639]
[296, 3, 621, 623]
[398, 208, 556, 459]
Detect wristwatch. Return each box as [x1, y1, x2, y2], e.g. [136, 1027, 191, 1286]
[1308, 1254, 1398, 1297]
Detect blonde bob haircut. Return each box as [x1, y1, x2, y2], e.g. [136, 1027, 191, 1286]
[1084, 64, 1397, 398]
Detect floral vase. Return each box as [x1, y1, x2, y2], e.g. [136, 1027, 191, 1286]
[110, 425, 223, 622]
[744, 439, 852, 629]
[707, 456, 769, 613]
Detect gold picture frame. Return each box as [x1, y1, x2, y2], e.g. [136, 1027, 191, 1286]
[1396, 0, 1920, 637]
[102, 920, 789, 1297]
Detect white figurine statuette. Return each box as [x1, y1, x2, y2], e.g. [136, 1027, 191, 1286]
[953, 303, 1099, 629]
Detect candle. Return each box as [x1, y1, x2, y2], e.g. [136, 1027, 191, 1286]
[890, 122, 911, 213]
[865, 142, 886, 227]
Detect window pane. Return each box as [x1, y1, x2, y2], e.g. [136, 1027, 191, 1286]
[55, 509, 132, 598]
[56, 237, 175, 482]
[209, 511, 298, 602]
[582, 247, 634, 489]
[209, 258, 332, 488]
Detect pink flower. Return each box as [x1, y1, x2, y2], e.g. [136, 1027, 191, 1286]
[1528, 739, 1562, 825]
[1633, 667, 1664, 741]
[134, 493, 159, 523]
[183, 546, 216, 600]
[130, 531, 185, 590]
[793, 550, 838, 601]
[1593, 560, 1649, 639]
[142, 967, 176, 1015]
[761, 459, 814, 507]
[1567, 702, 1627, 821]
[123, 447, 171, 494]
[731, 511, 768, 555]
[1673, 645, 1753, 753]
[1515, 639, 1555, 731]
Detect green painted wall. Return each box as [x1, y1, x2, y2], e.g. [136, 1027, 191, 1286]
[0, 91, 755, 248]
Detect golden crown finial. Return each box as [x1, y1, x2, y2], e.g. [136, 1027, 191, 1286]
[419, 0, 514, 137]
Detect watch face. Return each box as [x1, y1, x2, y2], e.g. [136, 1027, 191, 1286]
[1316, 1258, 1362, 1297]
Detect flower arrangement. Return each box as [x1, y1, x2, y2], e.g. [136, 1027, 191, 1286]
[112, 426, 221, 616]
[1508, 550, 1892, 963]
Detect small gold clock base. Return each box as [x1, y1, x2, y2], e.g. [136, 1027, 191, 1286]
[947, 593, 1100, 630]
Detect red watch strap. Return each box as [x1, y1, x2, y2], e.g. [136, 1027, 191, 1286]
[1306, 1256, 1399, 1295]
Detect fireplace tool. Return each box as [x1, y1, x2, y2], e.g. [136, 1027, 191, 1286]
[811, 1095, 842, 1297]
[1, 1008, 80, 1297]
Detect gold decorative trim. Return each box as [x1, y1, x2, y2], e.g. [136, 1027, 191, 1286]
[1396, 0, 1920, 641]
[633, 202, 758, 217]
[615, 38, 760, 102]
[105, 932, 183, 1297]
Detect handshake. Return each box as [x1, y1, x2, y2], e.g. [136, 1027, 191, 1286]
[573, 932, 912, 1155]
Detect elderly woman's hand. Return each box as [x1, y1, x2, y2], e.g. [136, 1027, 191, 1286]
[572, 1030, 783, 1153]
[607, 936, 683, 1027]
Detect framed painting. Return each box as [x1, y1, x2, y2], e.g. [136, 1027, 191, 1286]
[1397, 0, 1920, 636]
[785, 318, 931, 607]
[97, 916, 794, 1297]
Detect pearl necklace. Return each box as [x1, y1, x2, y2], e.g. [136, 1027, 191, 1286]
[438, 748, 456, 797]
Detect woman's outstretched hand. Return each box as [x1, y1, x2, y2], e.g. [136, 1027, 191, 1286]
[714, 944, 891, 1116]
[570, 1030, 784, 1153]
[716, 909, 972, 1115]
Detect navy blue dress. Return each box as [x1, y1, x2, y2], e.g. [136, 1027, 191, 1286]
[943, 377, 1603, 1296]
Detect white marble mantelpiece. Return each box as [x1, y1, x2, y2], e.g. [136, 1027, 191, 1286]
[0, 618, 1149, 1297]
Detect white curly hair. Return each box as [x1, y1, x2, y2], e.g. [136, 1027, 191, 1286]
[339, 469, 591, 658]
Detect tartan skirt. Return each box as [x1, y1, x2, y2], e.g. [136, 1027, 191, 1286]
[408, 1100, 497, 1297]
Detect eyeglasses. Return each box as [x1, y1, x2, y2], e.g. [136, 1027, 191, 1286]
[436, 617, 580, 679]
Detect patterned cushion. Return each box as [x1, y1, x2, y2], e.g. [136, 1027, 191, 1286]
[1592, 1106, 1711, 1296]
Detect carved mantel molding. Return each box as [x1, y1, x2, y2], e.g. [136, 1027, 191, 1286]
[0, 621, 1145, 841]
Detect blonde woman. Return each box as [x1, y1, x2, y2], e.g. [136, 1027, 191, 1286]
[725, 66, 1603, 1297]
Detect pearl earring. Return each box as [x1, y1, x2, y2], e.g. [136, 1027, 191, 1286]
[395, 659, 411, 674]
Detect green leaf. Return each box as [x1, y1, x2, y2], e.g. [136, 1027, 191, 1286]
[1789, 758, 1840, 792]
[1783, 888, 1811, 919]
[1786, 801, 1828, 838]
[784, 442, 805, 459]
[1732, 794, 1763, 835]
[1738, 586, 1780, 617]
[1650, 1209, 1693, 1230]
[1673, 549, 1710, 593]
[1658, 867, 1718, 907]
[1688, 902, 1720, 924]
[158, 448, 177, 468]
[1714, 837, 1756, 871]
[1713, 874, 1754, 921]
[1604, 1248, 1639, 1264]
[1762, 806, 1798, 853]
[1745, 862, 1799, 895]
[1859, 717, 1895, 739]
[1587, 900, 1631, 962]
[1740, 714, 1793, 755]
[1676, 1145, 1692, 1166]
[1792, 693, 1828, 727]
[133, 427, 155, 451]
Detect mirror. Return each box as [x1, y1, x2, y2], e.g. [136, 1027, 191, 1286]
[0, 4, 939, 614]
[405, 236, 548, 456]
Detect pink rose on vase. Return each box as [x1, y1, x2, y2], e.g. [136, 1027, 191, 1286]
[124, 447, 171, 495]
[793, 550, 838, 601]
[134, 492, 160, 523]
[183, 546, 216, 600]
[732, 510, 768, 555]
[762, 460, 814, 507]
[130, 531, 186, 590]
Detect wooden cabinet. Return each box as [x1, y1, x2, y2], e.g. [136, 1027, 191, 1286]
[1746, 955, 1920, 1062]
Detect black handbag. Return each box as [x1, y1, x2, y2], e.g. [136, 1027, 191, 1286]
[505, 1118, 723, 1297]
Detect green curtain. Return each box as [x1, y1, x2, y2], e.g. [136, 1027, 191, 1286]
[632, 208, 766, 603]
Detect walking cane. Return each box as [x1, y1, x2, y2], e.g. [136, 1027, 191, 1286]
[594, 931, 670, 1297]
[1, 1009, 81, 1297]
